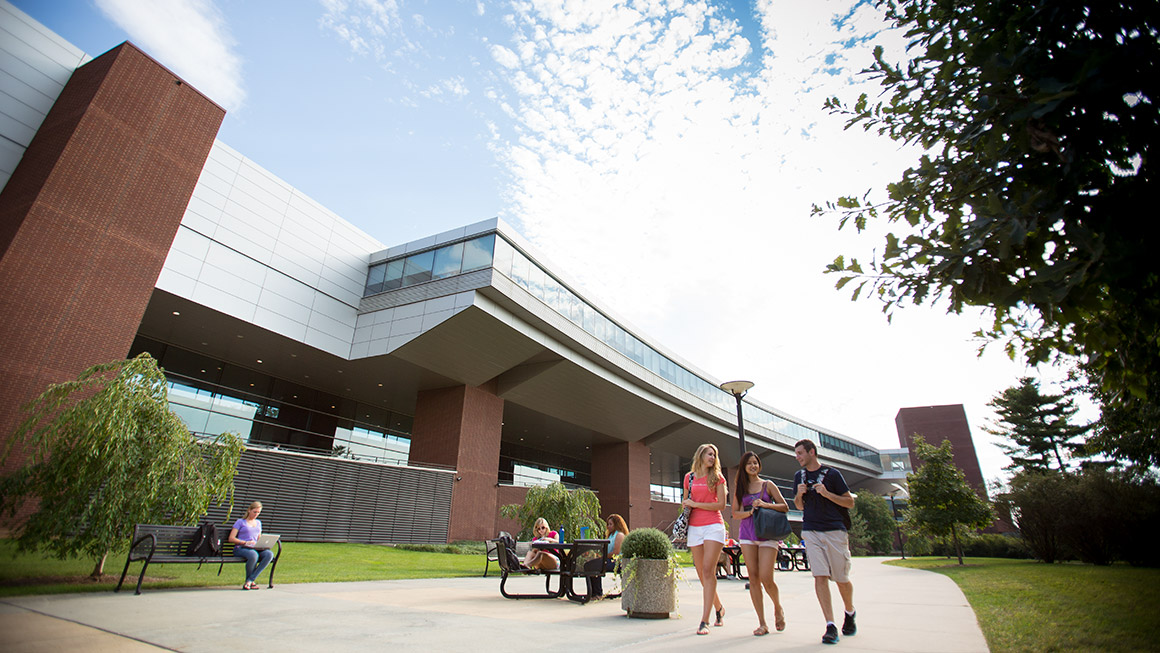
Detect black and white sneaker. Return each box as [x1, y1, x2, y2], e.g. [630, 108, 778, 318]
[822, 623, 840, 645]
[842, 611, 857, 636]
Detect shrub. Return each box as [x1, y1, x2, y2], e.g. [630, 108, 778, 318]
[620, 528, 675, 560]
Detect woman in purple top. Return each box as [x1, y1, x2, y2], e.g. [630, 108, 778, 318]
[229, 500, 273, 590]
[731, 451, 789, 636]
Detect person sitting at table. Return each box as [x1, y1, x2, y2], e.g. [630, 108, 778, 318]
[717, 537, 737, 578]
[522, 517, 560, 570]
[585, 513, 627, 597]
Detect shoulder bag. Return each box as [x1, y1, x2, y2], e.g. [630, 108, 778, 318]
[670, 472, 694, 542]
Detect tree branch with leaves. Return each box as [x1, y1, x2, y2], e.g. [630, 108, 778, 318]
[814, 0, 1159, 456]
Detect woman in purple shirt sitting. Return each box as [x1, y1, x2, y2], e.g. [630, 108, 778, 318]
[229, 500, 273, 590]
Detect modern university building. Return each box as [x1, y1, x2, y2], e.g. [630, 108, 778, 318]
[2, 3, 982, 543]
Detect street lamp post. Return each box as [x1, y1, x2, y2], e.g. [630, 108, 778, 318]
[890, 483, 908, 560]
[720, 380, 754, 460]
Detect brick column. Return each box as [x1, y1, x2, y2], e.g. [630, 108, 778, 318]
[591, 441, 651, 530]
[409, 383, 504, 542]
[0, 42, 224, 481]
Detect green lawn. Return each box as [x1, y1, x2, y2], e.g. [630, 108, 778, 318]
[0, 540, 695, 598]
[0, 540, 487, 597]
[887, 556, 1160, 652]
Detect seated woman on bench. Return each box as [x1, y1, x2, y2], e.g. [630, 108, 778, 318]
[229, 500, 274, 590]
[522, 518, 560, 570]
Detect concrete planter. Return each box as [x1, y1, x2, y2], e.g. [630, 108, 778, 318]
[620, 558, 677, 619]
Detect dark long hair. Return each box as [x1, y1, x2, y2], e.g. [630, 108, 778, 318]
[734, 451, 761, 510]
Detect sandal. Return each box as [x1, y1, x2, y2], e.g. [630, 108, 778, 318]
[715, 607, 725, 627]
[697, 622, 711, 635]
[754, 625, 769, 636]
[775, 607, 786, 631]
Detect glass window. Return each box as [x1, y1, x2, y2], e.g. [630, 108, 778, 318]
[402, 250, 434, 286]
[528, 263, 546, 302]
[432, 242, 464, 280]
[365, 263, 386, 295]
[383, 259, 405, 290]
[463, 234, 495, 272]
[509, 251, 530, 289]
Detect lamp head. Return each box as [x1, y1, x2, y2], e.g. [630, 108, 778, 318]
[720, 380, 754, 396]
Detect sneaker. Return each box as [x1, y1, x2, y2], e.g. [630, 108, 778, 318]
[842, 611, 857, 636]
[822, 623, 839, 645]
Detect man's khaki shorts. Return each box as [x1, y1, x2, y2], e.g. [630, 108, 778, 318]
[802, 529, 852, 583]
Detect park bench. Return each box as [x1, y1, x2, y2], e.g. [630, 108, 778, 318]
[484, 538, 533, 577]
[114, 524, 282, 595]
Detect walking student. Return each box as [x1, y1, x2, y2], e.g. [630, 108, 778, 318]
[732, 450, 788, 636]
[683, 443, 728, 636]
[794, 439, 857, 645]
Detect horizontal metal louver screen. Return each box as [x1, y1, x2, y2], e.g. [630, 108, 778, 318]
[204, 448, 453, 544]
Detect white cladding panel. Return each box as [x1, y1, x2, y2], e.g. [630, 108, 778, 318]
[0, 0, 88, 192]
[159, 141, 385, 358]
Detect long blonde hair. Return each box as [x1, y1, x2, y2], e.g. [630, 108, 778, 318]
[691, 443, 724, 490]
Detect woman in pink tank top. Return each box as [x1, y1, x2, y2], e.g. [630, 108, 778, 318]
[683, 443, 728, 635]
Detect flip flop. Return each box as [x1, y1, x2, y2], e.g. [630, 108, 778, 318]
[754, 625, 769, 636]
[715, 607, 725, 627]
[775, 607, 786, 631]
[697, 622, 711, 635]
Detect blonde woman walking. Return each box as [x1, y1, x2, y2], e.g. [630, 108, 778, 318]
[683, 443, 728, 635]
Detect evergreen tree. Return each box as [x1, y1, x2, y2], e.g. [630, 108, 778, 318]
[0, 354, 244, 577]
[985, 377, 1090, 472]
[906, 436, 994, 565]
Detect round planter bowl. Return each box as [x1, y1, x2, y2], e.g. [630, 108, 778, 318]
[621, 558, 676, 619]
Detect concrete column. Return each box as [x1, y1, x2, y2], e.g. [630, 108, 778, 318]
[409, 383, 504, 542]
[0, 43, 224, 482]
[591, 441, 651, 531]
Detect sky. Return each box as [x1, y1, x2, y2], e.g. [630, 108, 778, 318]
[13, 0, 1075, 488]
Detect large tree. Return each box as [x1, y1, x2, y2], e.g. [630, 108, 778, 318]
[0, 354, 244, 577]
[850, 491, 898, 555]
[984, 377, 1090, 472]
[815, 1, 1159, 454]
[906, 436, 994, 565]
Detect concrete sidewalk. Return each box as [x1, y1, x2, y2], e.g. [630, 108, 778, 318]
[0, 557, 988, 652]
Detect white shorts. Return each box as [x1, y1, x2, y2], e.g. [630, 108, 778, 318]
[803, 529, 852, 583]
[688, 523, 727, 547]
[739, 539, 780, 549]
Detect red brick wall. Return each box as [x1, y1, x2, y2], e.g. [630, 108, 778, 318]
[896, 404, 988, 498]
[0, 43, 224, 484]
[591, 440, 651, 530]
[410, 383, 504, 541]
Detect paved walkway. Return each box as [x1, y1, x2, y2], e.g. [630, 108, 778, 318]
[0, 557, 988, 652]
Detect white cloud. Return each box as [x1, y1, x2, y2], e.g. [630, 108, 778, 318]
[485, 0, 1030, 483]
[95, 0, 245, 112]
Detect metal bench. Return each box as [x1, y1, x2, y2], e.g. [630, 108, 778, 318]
[115, 523, 282, 595]
[492, 537, 565, 599]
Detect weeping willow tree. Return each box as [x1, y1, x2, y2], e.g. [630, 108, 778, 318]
[0, 353, 244, 577]
[500, 481, 603, 541]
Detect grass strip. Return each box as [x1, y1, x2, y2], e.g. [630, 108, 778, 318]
[887, 556, 1160, 652]
[0, 540, 696, 597]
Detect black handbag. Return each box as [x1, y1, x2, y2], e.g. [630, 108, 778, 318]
[752, 506, 792, 541]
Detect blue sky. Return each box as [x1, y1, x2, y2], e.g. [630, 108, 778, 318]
[14, 0, 1059, 486]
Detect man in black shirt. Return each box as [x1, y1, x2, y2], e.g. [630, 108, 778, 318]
[794, 439, 857, 645]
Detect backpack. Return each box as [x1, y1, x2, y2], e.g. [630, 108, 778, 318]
[186, 522, 222, 558]
[497, 531, 523, 571]
[797, 467, 853, 530]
